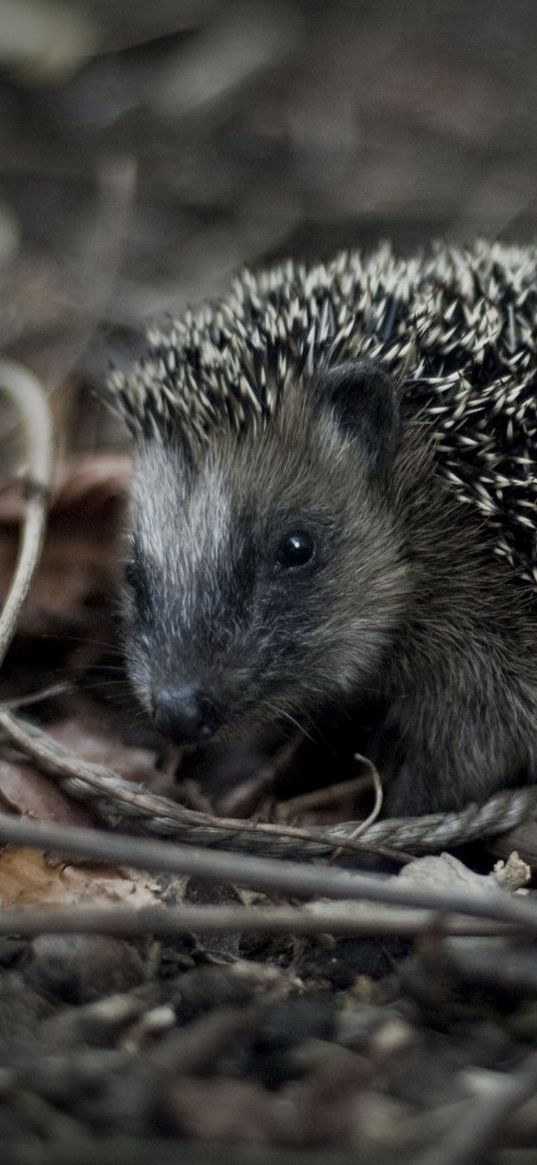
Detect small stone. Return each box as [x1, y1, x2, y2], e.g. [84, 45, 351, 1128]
[25, 935, 145, 1003]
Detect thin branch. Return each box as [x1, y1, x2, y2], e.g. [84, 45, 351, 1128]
[330, 755, 384, 860]
[346, 755, 384, 838]
[0, 902, 519, 940]
[277, 771, 373, 817]
[0, 359, 54, 668]
[0, 682, 70, 713]
[0, 813, 536, 931]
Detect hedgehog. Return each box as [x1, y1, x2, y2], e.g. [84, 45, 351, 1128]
[105, 240, 537, 816]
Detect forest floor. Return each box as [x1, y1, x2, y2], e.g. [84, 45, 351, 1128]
[2, 3, 537, 1162]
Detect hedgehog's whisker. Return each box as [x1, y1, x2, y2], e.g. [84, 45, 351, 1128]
[264, 701, 316, 745]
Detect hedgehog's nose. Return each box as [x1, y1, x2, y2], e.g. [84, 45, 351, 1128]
[153, 685, 217, 744]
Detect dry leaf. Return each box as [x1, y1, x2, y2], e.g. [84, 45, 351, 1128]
[0, 846, 162, 908]
[50, 716, 156, 784]
[0, 757, 95, 827]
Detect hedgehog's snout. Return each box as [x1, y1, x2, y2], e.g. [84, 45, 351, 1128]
[152, 683, 220, 745]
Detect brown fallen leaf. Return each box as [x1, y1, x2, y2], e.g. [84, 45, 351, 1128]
[50, 716, 156, 784]
[0, 756, 95, 827]
[53, 452, 132, 509]
[0, 451, 131, 524]
[0, 846, 162, 908]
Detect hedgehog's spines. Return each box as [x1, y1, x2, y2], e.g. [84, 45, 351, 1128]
[107, 242, 537, 591]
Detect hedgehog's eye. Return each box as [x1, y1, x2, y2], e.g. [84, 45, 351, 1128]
[275, 531, 315, 569]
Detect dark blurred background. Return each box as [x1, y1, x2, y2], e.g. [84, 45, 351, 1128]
[2, 0, 537, 424]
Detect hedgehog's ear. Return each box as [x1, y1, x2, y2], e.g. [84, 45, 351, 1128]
[316, 360, 400, 477]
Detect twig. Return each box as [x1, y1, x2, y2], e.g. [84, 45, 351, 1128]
[278, 771, 374, 817]
[0, 359, 54, 668]
[0, 682, 70, 712]
[0, 902, 519, 940]
[330, 755, 384, 860]
[0, 813, 537, 931]
[347, 756, 384, 836]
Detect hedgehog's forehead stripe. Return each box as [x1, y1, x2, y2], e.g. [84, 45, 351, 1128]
[106, 241, 537, 590]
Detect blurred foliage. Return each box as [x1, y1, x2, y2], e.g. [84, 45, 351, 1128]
[1, 0, 537, 398]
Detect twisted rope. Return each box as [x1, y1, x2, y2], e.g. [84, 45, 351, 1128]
[1, 709, 535, 861]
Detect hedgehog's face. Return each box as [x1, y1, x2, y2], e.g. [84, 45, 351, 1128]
[122, 360, 410, 746]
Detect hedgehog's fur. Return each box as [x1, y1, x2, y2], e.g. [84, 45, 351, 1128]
[108, 241, 537, 815]
[109, 241, 537, 590]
